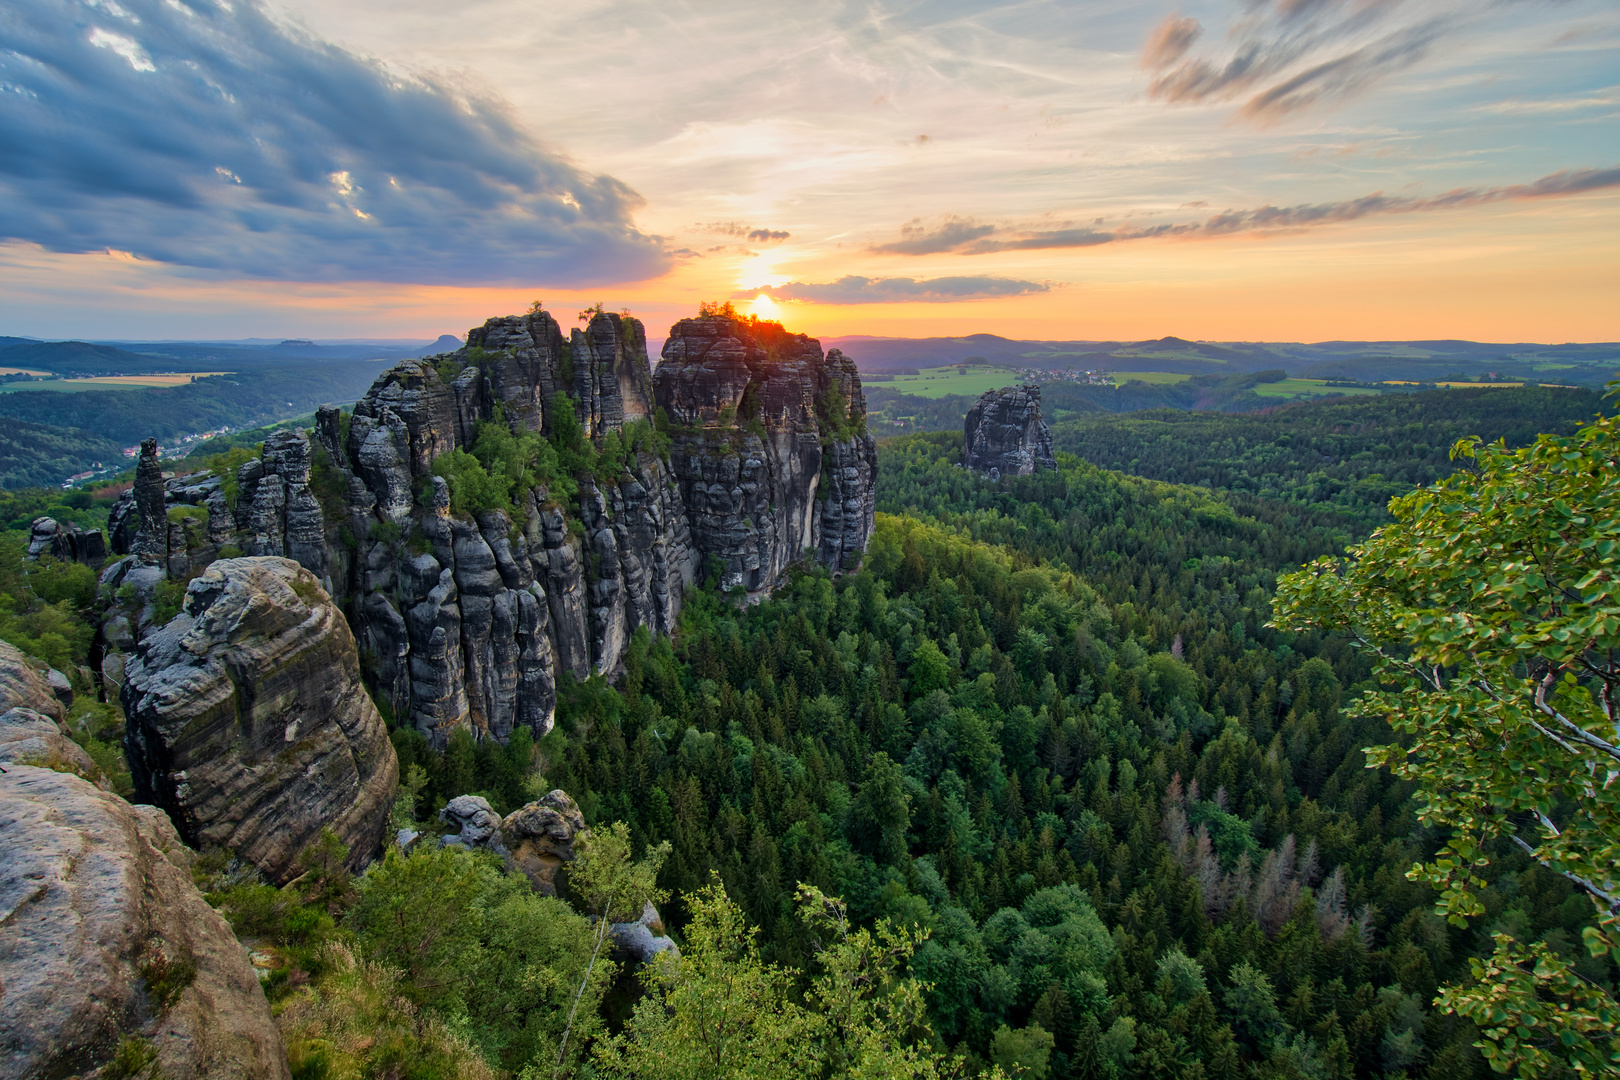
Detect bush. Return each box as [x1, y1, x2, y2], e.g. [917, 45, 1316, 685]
[430, 403, 584, 517]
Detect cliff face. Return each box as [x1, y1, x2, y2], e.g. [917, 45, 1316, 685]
[104, 308, 872, 750]
[963, 384, 1056, 478]
[653, 316, 877, 593]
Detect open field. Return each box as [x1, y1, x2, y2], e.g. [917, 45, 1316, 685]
[1253, 378, 1380, 398]
[1111, 371, 1381, 399]
[1111, 371, 1192, 385]
[866, 364, 1021, 399]
[0, 372, 232, 393]
[0, 367, 53, 376]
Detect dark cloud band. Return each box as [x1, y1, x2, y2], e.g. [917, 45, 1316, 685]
[873, 166, 1620, 255]
[0, 0, 668, 285]
[735, 275, 1050, 304]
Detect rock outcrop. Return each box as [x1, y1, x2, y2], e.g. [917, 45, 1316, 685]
[122, 557, 398, 884]
[501, 788, 587, 895]
[653, 315, 877, 592]
[439, 794, 507, 855]
[101, 306, 874, 749]
[0, 765, 287, 1080]
[0, 707, 101, 781]
[27, 515, 107, 568]
[963, 384, 1055, 478]
[0, 637, 67, 724]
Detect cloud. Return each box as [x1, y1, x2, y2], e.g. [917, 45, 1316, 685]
[0, 0, 668, 285]
[874, 165, 1620, 253]
[735, 276, 1050, 305]
[1142, 14, 1201, 70]
[1143, 0, 1495, 121]
[746, 229, 791, 242]
[869, 217, 997, 255]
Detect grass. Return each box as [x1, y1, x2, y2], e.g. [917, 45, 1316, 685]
[870, 365, 1026, 399]
[1111, 371, 1191, 385]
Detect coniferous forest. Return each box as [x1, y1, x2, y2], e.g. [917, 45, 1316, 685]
[6, 389, 1617, 1079]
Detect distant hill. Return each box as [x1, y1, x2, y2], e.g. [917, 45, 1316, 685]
[416, 334, 463, 356]
[0, 340, 183, 376]
[0, 336, 40, 349]
[825, 333, 1620, 386]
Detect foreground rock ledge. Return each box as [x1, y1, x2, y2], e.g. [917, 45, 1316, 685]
[123, 557, 399, 883]
[0, 765, 287, 1080]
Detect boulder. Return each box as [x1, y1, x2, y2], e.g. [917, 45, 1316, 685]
[0, 707, 101, 783]
[0, 640, 97, 781]
[0, 637, 66, 724]
[963, 384, 1055, 478]
[122, 557, 398, 883]
[0, 765, 288, 1079]
[610, 901, 679, 965]
[438, 793, 507, 855]
[500, 788, 587, 894]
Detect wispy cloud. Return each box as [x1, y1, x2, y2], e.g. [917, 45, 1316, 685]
[1476, 85, 1620, 114]
[0, 0, 668, 284]
[874, 165, 1620, 254]
[736, 275, 1050, 304]
[1141, 13, 1201, 70]
[1143, 0, 1498, 121]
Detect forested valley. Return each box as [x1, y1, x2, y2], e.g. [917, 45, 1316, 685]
[4, 388, 1616, 1079]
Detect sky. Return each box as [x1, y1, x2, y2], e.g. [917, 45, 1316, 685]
[0, 0, 1616, 344]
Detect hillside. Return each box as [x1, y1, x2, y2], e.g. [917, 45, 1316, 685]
[1048, 385, 1602, 525]
[0, 341, 387, 486]
[0, 419, 125, 489]
[827, 333, 1620, 387]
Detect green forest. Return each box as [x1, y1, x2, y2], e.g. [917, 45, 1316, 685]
[4, 387, 1617, 1079]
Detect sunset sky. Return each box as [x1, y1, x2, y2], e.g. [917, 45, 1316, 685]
[1, 0, 1616, 343]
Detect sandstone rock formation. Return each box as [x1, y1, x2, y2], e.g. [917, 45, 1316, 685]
[0, 764, 287, 1080]
[102, 306, 875, 749]
[27, 515, 107, 567]
[0, 637, 66, 724]
[963, 384, 1056, 478]
[653, 315, 877, 592]
[0, 707, 100, 781]
[501, 788, 588, 895]
[439, 793, 507, 855]
[611, 901, 679, 965]
[0, 639, 101, 782]
[122, 557, 398, 883]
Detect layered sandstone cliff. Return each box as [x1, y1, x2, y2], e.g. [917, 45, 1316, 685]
[103, 307, 875, 749]
[122, 558, 398, 883]
[963, 384, 1056, 478]
[653, 315, 877, 592]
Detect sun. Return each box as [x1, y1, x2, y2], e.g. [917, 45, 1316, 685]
[747, 293, 781, 320]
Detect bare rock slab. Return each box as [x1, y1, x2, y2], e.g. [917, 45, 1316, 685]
[0, 765, 288, 1080]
